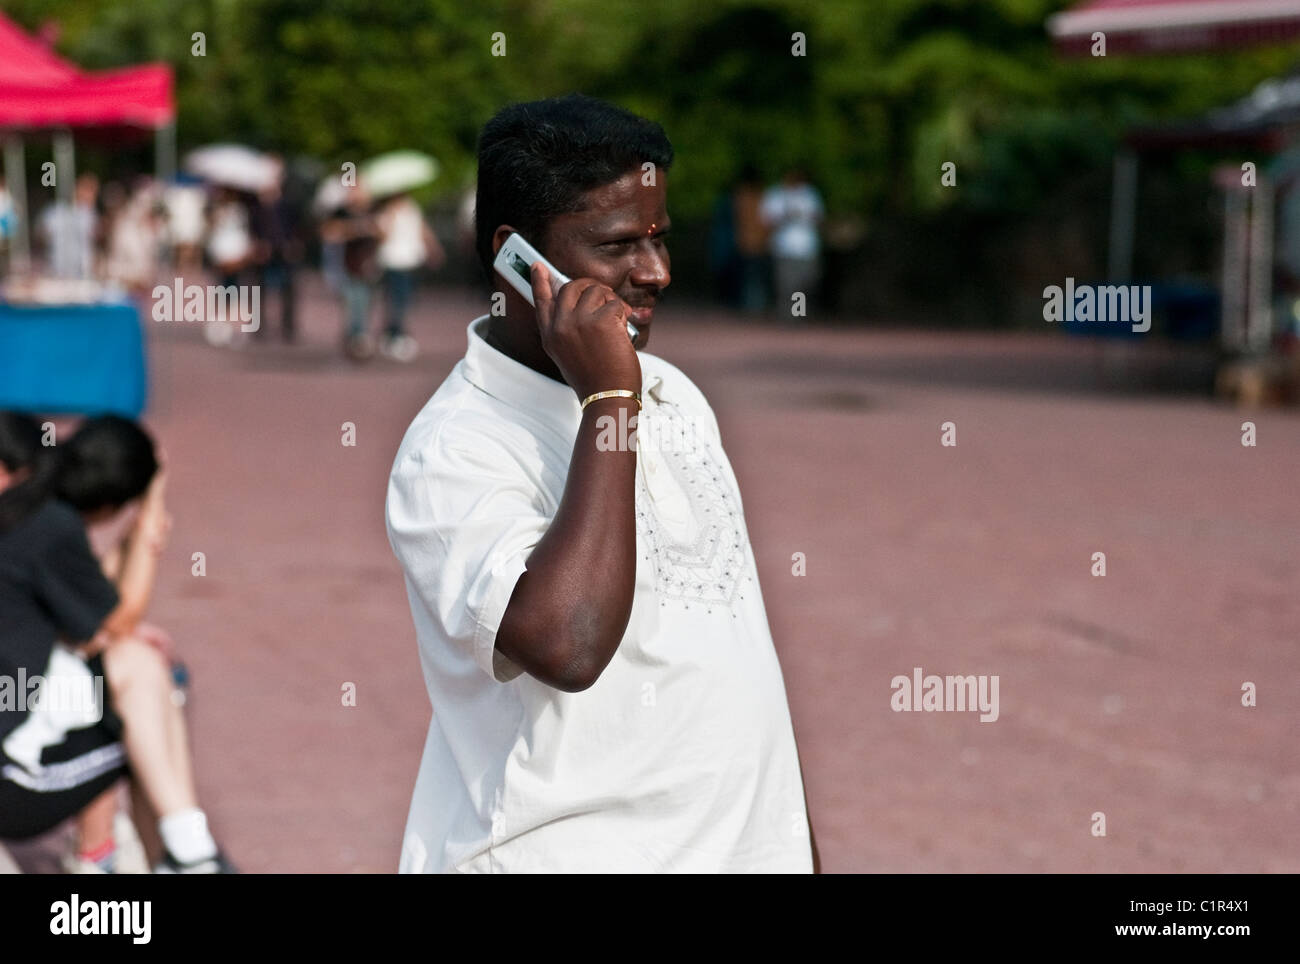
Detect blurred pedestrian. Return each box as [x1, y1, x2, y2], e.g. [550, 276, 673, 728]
[708, 185, 737, 304]
[733, 163, 770, 313]
[375, 192, 444, 362]
[39, 173, 100, 280]
[321, 184, 380, 361]
[204, 188, 255, 346]
[761, 167, 824, 318]
[206, 187, 255, 288]
[0, 175, 16, 277]
[105, 179, 163, 296]
[252, 156, 303, 343]
[163, 181, 206, 278]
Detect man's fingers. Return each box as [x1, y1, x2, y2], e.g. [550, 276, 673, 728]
[530, 261, 555, 328]
[555, 276, 598, 310]
[574, 281, 614, 317]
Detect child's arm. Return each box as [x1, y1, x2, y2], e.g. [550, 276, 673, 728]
[98, 469, 170, 640]
[101, 537, 125, 581]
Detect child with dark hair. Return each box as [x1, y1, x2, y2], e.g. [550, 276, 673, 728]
[0, 414, 234, 872]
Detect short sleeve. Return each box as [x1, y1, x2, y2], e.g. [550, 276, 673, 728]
[33, 506, 120, 644]
[386, 432, 554, 683]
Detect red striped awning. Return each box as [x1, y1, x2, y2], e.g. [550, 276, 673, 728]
[1049, 0, 1300, 56]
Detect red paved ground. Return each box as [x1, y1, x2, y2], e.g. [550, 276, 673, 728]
[8, 275, 1299, 872]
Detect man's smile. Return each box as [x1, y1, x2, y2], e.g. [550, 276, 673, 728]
[625, 304, 654, 325]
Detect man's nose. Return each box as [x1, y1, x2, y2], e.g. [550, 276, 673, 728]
[630, 244, 670, 289]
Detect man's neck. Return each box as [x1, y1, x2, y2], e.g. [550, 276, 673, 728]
[484, 313, 567, 386]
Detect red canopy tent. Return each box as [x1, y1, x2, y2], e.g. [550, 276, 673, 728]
[0, 13, 78, 86]
[1048, 0, 1300, 56]
[0, 14, 173, 129]
[0, 13, 175, 272]
[0, 64, 173, 130]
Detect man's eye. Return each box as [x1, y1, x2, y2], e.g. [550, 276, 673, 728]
[603, 240, 633, 251]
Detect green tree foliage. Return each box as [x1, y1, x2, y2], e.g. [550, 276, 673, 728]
[9, 0, 1298, 316]
[14, 0, 1293, 215]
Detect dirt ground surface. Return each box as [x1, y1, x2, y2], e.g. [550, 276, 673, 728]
[7, 275, 1297, 872]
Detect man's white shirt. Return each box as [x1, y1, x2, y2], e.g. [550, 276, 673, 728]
[386, 315, 812, 873]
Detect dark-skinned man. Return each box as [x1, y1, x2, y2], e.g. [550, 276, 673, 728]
[387, 94, 818, 873]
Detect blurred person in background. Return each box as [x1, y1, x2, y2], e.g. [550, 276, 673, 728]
[205, 187, 256, 346]
[0, 413, 236, 873]
[164, 181, 206, 278]
[761, 167, 824, 318]
[707, 180, 737, 304]
[319, 195, 346, 295]
[321, 183, 380, 361]
[104, 178, 163, 296]
[206, 187, 255, 288]
[0, 175, 15, 277]
[0, 414, 152, 875]
[732, 164, 770, 313]
[713, 163, 770, 313]
[252, 156, 304, 344]
[375, 191, 444, 362]
[39, 172, 100, 280]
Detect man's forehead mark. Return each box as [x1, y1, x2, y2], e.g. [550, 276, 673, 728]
[573, 211, 669, 238]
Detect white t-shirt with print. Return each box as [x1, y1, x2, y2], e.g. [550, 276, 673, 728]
[386, 315, 812, 873]
[377, 197, 427, 271]
[760, 183, 824, 260]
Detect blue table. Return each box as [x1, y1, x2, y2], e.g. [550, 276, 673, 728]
[0, 301, 147, 417]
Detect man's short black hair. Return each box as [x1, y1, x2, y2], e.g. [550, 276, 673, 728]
[474, 93, 674, 282]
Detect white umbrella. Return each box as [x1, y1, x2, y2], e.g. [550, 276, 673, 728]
[312, 176, 351, 214]
[183, 144, 281, 193]
[360, 150, 439, 199]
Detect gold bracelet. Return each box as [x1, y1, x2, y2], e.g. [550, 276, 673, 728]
[581, 389, 641, 411]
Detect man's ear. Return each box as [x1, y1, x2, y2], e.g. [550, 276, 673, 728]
[491, 224, 517, 257]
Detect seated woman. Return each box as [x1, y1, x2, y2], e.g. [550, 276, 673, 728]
[0, 413, 234, 872]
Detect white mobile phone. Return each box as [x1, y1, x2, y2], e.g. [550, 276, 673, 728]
[494, 231, 639, 344]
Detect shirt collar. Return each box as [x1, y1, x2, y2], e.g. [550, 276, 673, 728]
[642, 367, 669, 406]
[461, 314, 674, 422]
[462, 315, 581, 428]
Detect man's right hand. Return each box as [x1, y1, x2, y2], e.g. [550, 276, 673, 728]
[531, 261, 641, 401]
[492, 260, 643, 692]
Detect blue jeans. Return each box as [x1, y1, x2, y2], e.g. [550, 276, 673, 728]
[342, 277, 372, 338]
[382, 269, 415, 337]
